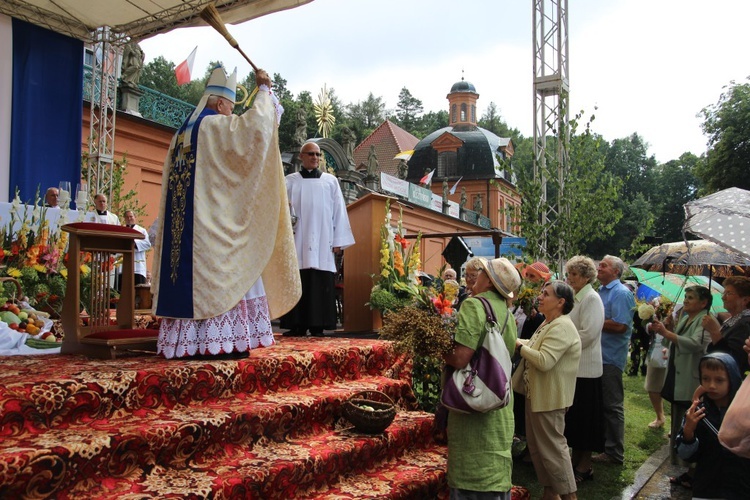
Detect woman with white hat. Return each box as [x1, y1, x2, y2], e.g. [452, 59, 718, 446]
[443, 257, 521, 499]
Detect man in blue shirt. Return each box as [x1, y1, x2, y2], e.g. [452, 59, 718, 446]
[593, 255, 635, 465]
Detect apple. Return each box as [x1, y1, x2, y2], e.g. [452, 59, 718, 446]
[41, 331, 54, 340]
[44, 334, 57, 343]
[17, 311, 28, 321]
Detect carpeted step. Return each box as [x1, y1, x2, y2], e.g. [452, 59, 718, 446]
[56, 412, 443, 499]
[0, 376, 415, 498]
[0, 336, 412, 436]
[297, 443, 448, 499]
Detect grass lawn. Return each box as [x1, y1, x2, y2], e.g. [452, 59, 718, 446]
[511, 374, 671, 498]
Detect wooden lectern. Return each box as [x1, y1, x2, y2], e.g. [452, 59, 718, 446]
[60, 222, 158, 359]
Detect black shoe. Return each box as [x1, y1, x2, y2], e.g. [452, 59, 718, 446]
[310, 330, 325, 337]
[282, 329, 305, 337]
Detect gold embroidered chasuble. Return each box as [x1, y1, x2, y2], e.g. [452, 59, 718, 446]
[151, 91, 301, 320]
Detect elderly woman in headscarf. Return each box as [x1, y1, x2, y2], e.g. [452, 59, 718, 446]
[513, 280, 582, 500]
[563, 256, 605, 484]
[443, 257, 521, 500]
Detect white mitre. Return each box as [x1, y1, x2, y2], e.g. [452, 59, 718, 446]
[183, 65, 238, 149]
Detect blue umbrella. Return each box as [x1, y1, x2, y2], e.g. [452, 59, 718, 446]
[637, 284, 661, 303]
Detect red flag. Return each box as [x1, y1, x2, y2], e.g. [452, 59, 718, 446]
[419, 169, 435, 186]
[175, 46, 197, 85]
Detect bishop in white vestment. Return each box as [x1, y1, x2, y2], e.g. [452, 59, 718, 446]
[151, 66, 300, 358]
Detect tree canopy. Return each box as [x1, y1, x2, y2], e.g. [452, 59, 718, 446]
[696, 77, 750, 193]
[393, 87, 423, 132]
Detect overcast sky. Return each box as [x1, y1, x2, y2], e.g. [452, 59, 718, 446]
[141, 0, 749, 164]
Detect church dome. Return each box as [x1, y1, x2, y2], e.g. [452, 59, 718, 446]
[449, 79, 477, 93]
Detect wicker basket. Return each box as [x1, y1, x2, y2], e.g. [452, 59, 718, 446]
[0, 277, 24, 302]
[342, 390, 396, 434]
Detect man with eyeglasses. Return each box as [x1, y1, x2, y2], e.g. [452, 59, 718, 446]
[151, 65, 301, 359]
[282, 141, 355, 337]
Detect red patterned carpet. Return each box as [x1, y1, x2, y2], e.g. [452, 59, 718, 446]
[0, 334, 529, 499]
[0, 335, 448, 499]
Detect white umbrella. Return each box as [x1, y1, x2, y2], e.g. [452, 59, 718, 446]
[683, 187, 750, 260]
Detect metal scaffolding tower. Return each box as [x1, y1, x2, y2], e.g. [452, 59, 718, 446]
[532, 0, 570, 271]
[86, 27, 122, 207]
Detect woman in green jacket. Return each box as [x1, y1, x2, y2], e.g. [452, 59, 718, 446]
[443, 257, 520, 499]
[650, 285, 712, 487]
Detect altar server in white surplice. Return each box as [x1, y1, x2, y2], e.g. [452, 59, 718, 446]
[121, 210, 151, 286]
[87, 193, 120, 225]
[151, 65, 301, 359]
[281, 141, 355, 337]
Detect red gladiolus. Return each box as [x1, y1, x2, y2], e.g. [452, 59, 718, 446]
[394, 234, 408, 250]
[432, 295, 453, 316]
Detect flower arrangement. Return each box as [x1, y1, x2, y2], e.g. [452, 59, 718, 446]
[379, 278, 459, 359]
[632, 299, 656, 328]
[654, 297, 673, 321]
[0, 188, 86, 315]
[379, 277, 460, 412]
[515, 280, 543, 316]
[636, 301, 655, 322]
[369, 200, 464, 411]
[368, 199, 422, 313]
[633, 296, 674, 328]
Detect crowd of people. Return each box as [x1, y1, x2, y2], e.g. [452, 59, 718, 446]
[62, 63, 750, 498]
[439, 255, 750, 499]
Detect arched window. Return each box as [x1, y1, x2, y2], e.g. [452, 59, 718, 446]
[451, 104, 457, 123]
[438, 151, 458, 177]
[472, 105, 476, 123]
[460, 103, 467, 121]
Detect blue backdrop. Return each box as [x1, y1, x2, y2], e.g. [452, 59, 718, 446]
[10, 19, 82, 202]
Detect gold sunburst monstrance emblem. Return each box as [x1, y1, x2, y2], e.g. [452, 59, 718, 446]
[314, 84, 336, 138]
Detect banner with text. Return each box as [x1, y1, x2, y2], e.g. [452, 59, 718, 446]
[380, 172, 409, 198]
[408, 182, 432, 208]
[380, 171, 460, 215]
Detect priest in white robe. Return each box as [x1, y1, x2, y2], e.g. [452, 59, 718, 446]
[122, 209, 151, 285]
[281, 141, 355, 337]
[151, 65, 301, 358]
[86, 193, 120, 225]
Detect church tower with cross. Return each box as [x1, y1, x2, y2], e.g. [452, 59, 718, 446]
[405, 75, 521, 233]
